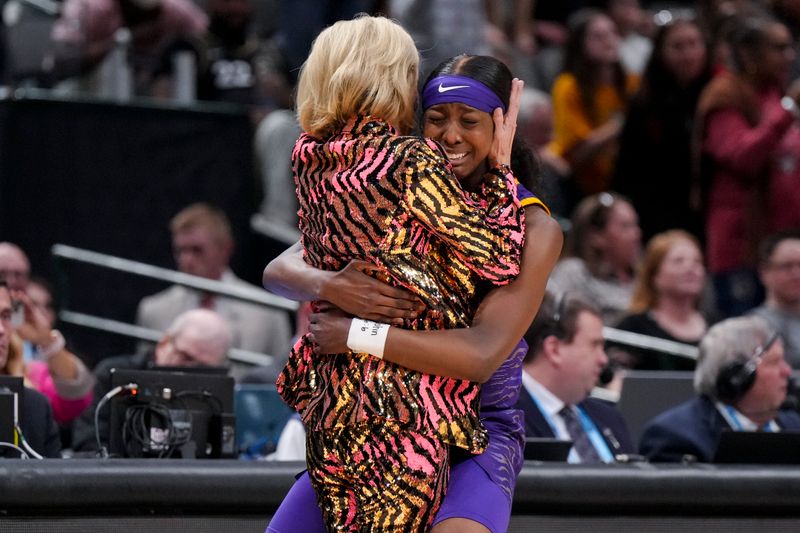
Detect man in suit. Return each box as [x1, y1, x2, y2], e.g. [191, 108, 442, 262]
[640, 315, 800, 463]
[136, 202, 291, 380]
[516, 292, 634, 463]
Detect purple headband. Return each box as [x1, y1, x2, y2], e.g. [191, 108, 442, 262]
[421, 75, 507, 114]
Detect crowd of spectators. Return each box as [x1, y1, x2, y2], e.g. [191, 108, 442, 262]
[1, 0, 800, 473]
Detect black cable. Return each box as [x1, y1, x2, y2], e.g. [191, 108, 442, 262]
[121, 400, 194, 458]
[0, 441, 29, 459]
[174, 389, 224, 414]
[94, 383, 137, 458]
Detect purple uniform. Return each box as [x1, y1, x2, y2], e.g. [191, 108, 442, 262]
[267, 339, 529, 533]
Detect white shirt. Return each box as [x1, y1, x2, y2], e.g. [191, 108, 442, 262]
[521, 371, 582, 463]
[715, 401, 780, 432]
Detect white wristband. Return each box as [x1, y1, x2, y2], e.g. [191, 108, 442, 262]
[346, 319, 390, 359]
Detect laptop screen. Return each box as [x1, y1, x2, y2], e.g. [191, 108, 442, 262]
[714, 430, 800, 464]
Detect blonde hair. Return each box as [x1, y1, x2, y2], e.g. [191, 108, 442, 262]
[169, 203, 233, 246]
[629, 230, 702, 313]
[296, 15, 419, 139]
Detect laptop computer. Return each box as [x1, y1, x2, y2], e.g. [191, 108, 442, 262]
[617, 371, 695, 442]
[524, 438, 573, 462]
[713, 430, 800, 465]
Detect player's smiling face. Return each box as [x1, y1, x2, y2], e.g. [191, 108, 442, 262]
[423, 102, 494, 187]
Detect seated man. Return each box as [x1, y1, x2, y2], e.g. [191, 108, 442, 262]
[136, 203, 292, 379]
[640, 315, 800, 462]
[0, 279, 61, 458]
[750, 229, 800, 368]
[71, 308, 232, 452]
[516, 292, 634, 463]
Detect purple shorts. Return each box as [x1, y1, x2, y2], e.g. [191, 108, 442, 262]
[266, 457, 511, 533]
[431, 458, 511, 532]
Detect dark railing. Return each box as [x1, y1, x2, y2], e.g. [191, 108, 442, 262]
[1, 460, 799, 532]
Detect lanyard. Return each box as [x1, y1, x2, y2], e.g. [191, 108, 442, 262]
[530, 394, 615, 463]
[575, 406, 615, 462]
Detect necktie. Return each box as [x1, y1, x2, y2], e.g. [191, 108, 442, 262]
[560, 406, 602, 464]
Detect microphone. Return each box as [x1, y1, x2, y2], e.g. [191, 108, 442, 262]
[781, 376, 800, 412]
[598, 364, 615, 386]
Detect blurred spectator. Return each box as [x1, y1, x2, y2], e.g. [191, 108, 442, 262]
[72, 308, 231, 452]
[694, 16, 800, 317]
[0, 242, 29, 291]
[0, 279, 61, 458]
[607, 0, 653, 75]
[46, 0, 207, 93]
[639, 315, 799, 462]
[0, 243, 95, 428]
[251, 108, 302, 245]
[613, 12, 712, 242]
[276, 0, 376, 84]
[549, 9, 639, 198]
[136, 203, 292, 380]
[516, 292, 635, 463]
[548, 192, 642, 324]
[751, 229, 800, 368]
[696, 2, 765, 74]
[518, 88, 574, 218]
[611, 230, 707, 371]
[390, 0, 507, 77]
[521, 0, 596, 90]
[151, 0, 293, 122]
[770, 0, 800, 81]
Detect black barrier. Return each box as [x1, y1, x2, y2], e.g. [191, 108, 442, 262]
[1, 460, 800, 532]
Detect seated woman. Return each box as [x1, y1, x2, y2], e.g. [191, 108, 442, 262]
[611, 230, 708, 371]
[12, 279, 95, 427]
[548, 8, 638, 199]
[548, 191, 642, 324]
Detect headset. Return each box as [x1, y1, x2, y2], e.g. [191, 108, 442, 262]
[715, 330, 780, 403]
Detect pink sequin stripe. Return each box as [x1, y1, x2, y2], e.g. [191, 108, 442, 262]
[417, 374, 480, 427]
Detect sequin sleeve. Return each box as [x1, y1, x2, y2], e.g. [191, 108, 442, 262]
[400, 139, 525, 284]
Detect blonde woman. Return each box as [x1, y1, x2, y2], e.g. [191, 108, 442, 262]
[275, 16, 525, 531]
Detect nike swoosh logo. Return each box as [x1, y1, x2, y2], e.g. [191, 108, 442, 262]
[438, 83, 470, 93]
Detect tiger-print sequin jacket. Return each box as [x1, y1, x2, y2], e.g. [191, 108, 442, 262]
[276, 116, 525, 453]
